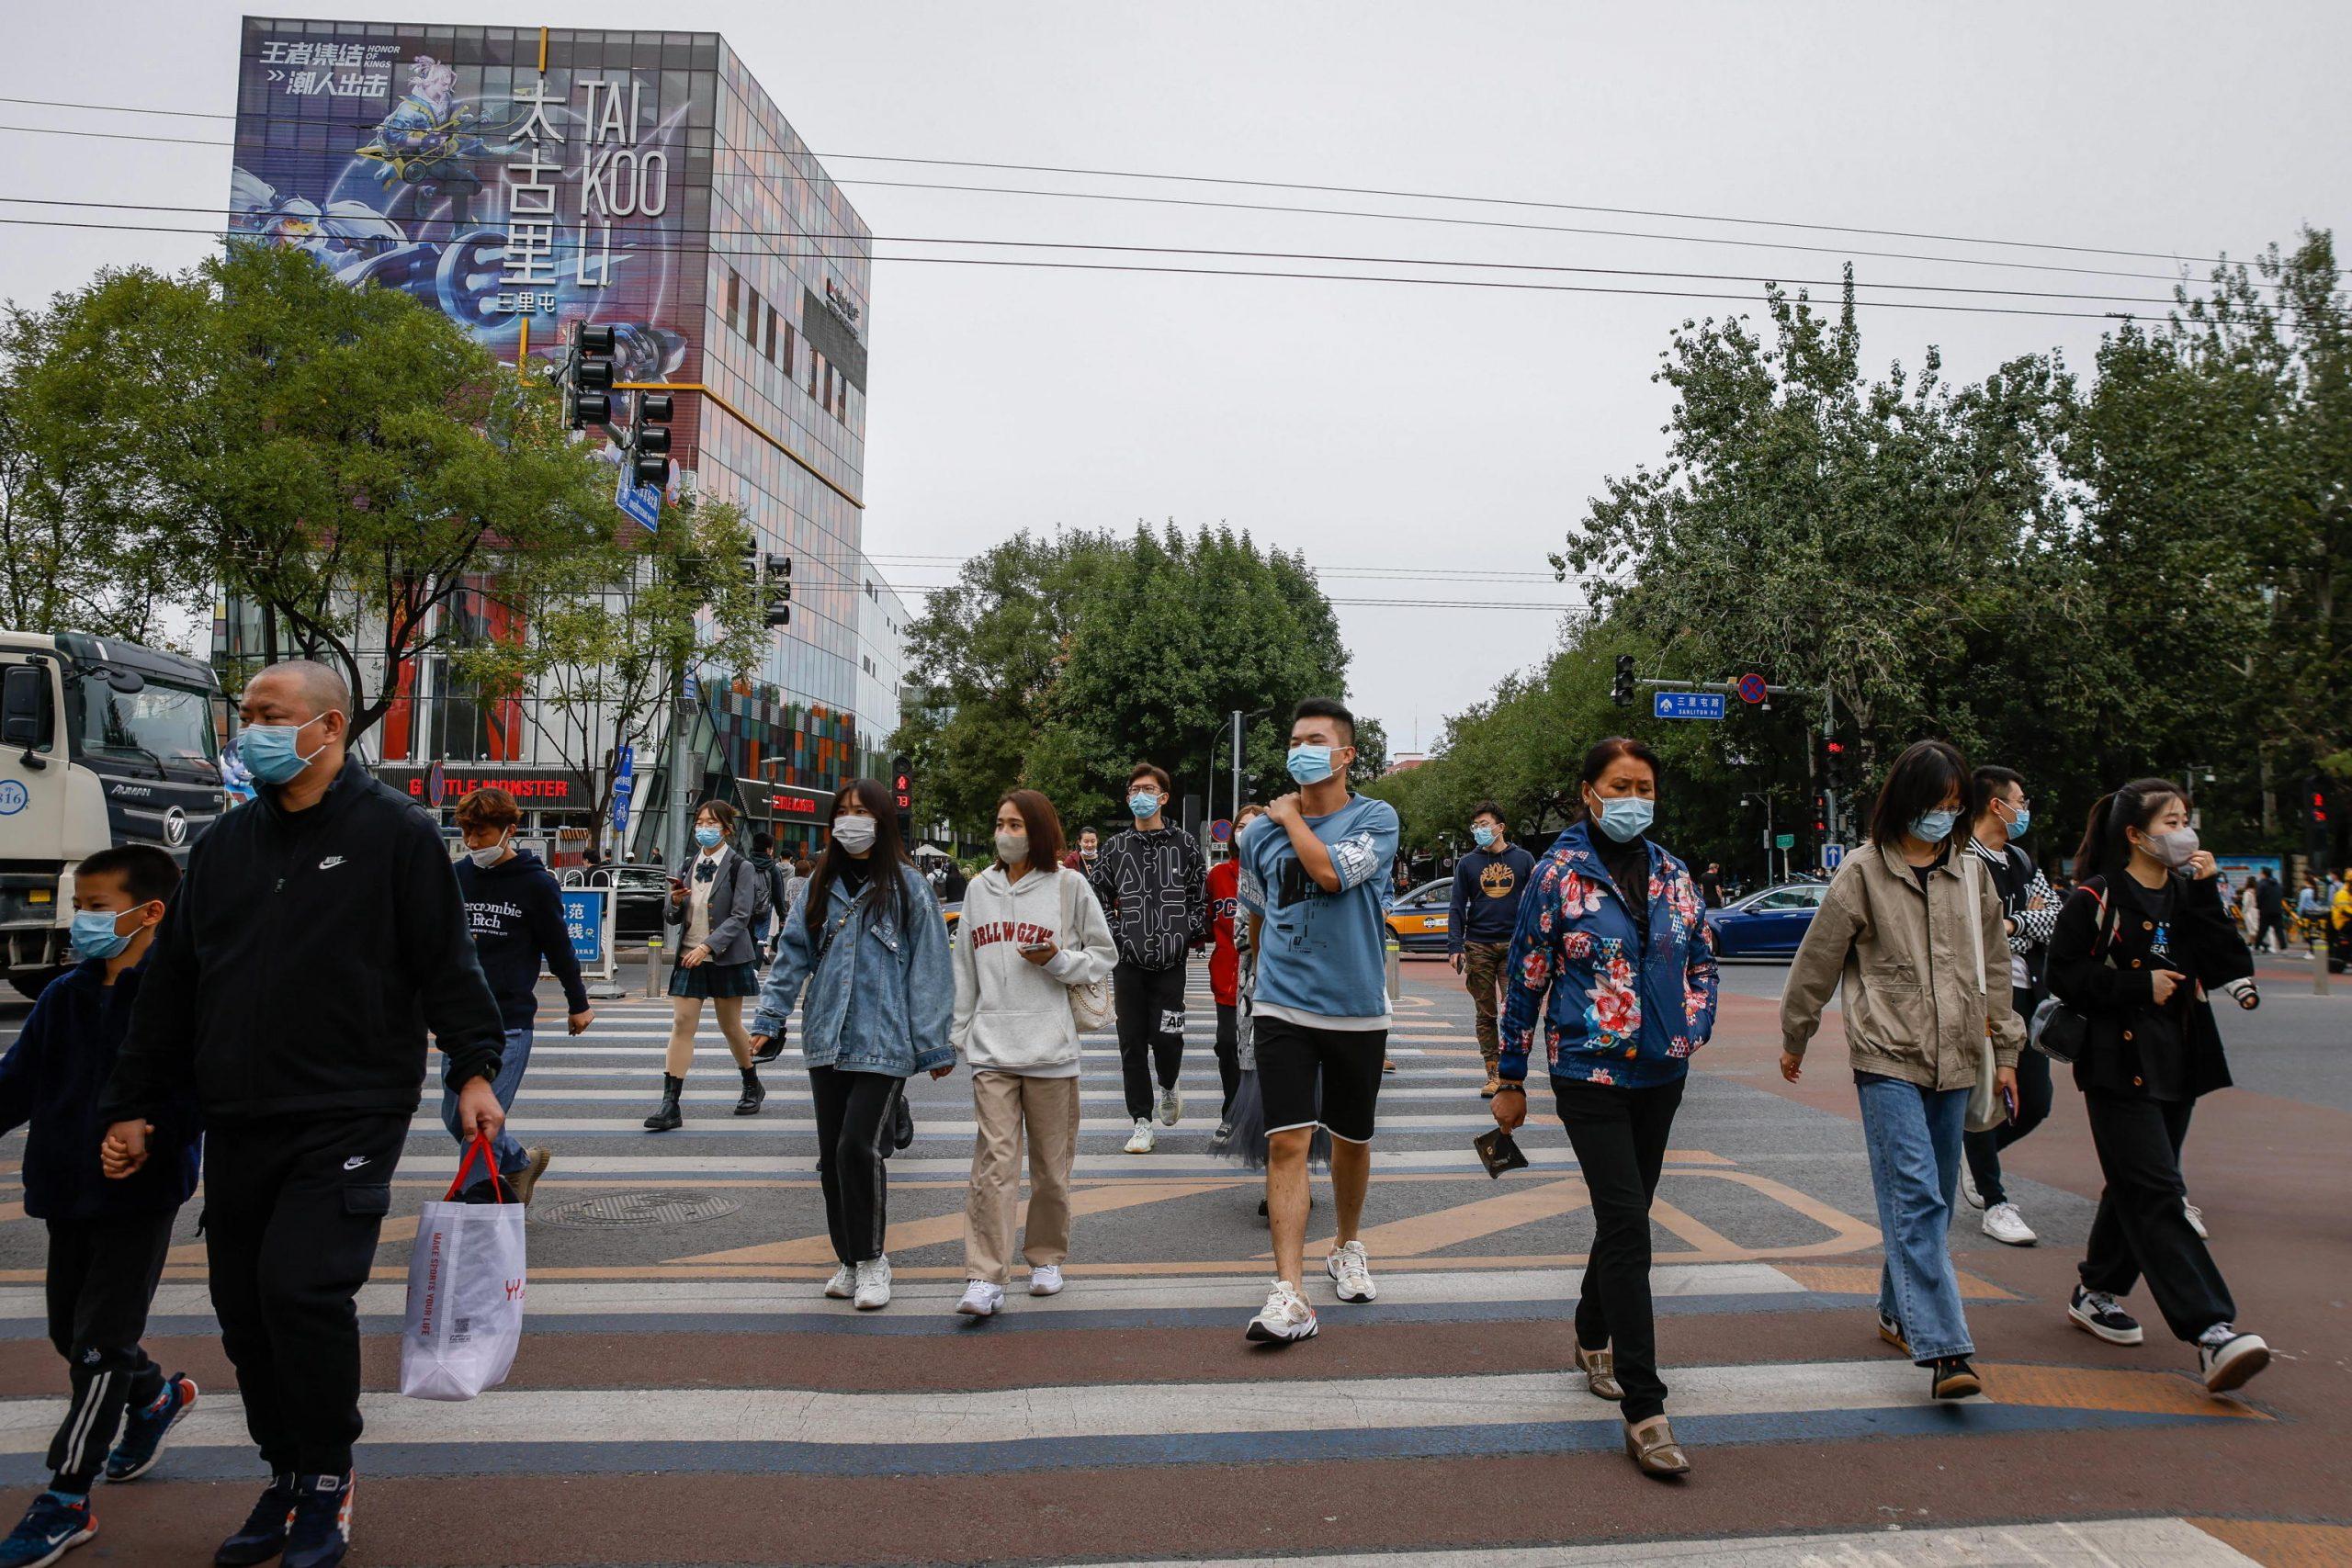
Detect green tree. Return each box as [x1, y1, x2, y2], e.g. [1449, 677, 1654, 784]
[16, 243, 620, 737]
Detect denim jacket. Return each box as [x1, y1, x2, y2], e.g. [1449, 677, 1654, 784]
[752, 863, 954, 1077]
[1497, 821, 1720, 1089]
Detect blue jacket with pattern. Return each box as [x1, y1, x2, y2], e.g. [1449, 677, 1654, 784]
[1497, 821, 1720, 1089]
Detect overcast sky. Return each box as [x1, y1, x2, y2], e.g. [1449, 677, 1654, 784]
[6, 2, 2347, 752]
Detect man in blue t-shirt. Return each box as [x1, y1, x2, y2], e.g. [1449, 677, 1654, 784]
[1237, 697, 1400, 1345]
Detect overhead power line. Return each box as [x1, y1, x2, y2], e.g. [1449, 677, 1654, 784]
[0, 93, 2251, 270]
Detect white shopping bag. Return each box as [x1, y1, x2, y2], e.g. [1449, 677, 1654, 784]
[400, 1134, 527, 1402]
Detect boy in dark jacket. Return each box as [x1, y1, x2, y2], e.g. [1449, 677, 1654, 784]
[0, 846, 200, 1565]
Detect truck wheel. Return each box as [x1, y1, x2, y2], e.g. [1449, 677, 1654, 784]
[10, 969, 67, 1002]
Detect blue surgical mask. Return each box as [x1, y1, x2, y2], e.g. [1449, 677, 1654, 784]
[69, 908, 136, 962]
[1593, 796, 1655, 843]
[1472, 824, 1498, 850]
[695, 826, 723, 851]
[239, 716, 326, 784]
[2005, 803, 2031, 839]
[1286, 745, 1335, 785]
[1911, 808, 1959, 844]
[1127, 792, 1160, 820]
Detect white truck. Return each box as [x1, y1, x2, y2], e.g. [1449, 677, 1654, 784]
[0, 630, 227, 998]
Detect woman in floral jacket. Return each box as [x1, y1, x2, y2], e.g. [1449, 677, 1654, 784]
[1494, 737, 1718, 1478]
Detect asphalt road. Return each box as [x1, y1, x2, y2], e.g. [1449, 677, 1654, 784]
[0, 946, 2346, 1565]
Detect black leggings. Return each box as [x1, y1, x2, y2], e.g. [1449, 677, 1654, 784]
[1113, 961, 1187, 1120]
[809, 1066, 906, 1266]
[1961, 989, 2052, 1206]
[1555, 1075, 1686, 1425]
[1214, 1003, 1240, 1119]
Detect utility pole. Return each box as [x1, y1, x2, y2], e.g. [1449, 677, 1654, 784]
[1230, 709, 1245, 829]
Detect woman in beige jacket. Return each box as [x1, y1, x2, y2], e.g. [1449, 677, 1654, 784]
[1780, 740, 2023, 1401]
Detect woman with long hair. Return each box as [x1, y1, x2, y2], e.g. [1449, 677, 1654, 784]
[641, 799, 766, 1133]
[1494, 738, 1718, 1477]
[749, 781, 954, 1311]
[2047, 779, 2268, 1391]
[1781, 740, 2021, 1403]
[949, 790, 1118, 1317]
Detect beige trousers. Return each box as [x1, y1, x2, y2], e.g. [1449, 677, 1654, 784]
[964, 1070, 1081, 1284]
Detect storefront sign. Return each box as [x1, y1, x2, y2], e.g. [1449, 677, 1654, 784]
[382, 766, 594, 812]
[765, 785, 837, 824]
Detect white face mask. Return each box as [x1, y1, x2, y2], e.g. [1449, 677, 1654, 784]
[831, 815, 877, 854]
[465, 834, 510, 869]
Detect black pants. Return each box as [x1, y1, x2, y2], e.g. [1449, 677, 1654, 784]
[808, 1066, 905, 1266]
[1555, 1075, 1686, 1424]
[2253, 913, 2284, 953]
[2079, 1090, 2234, 1342]
[1962, 988, 2051, 1206]
[205, 1111, 410, 1476]
[1213, 1003, 1240, 1120]
[1113, 961, 1186, 1120]
[43, 1212, 175, 1490]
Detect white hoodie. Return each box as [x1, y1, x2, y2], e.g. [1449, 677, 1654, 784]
[950, 863, 1117, 1076]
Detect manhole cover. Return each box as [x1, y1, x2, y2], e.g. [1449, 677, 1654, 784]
[536, 1190, 742, 1228]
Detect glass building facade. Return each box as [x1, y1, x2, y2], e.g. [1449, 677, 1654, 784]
[224, 18, 895, 855]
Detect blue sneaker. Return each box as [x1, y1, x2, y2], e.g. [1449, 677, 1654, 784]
[0, 1493, 95, 1567]
[212, 1473, 296, 1568]
[282, 1472, 353, 1568]
[101, 1374, 198, 1483]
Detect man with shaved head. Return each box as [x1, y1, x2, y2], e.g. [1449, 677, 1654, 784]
[100, 659, 506, 1568]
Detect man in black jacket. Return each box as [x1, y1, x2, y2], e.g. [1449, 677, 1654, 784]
[99, 660, 506, 1568]
[1089, 762, 1207, 1153]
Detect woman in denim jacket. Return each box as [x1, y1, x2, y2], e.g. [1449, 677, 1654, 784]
[1495, 738, 1718, 1478]
[750, 781, 954, 1312]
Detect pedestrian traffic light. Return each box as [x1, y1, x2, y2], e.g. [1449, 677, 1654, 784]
[1819, 735, 1848, 793]
[1811, 790, 1828, 835]
[1611, 655, 1634, 708]
[564, 322, 615, 430]
[2308, 775, 2332, 863]
[890, 753, 914, 840]
[626, 389, 673, 488]
[760, 552, 793, 628]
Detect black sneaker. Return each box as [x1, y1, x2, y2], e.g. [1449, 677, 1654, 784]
[734, 1076, 766, 1116]
[103, 1373, 198, 1483]
[2069, 1285, 2145, 1347]
[282, 1473, 353, 1568]
[1209, 1121, 1234, 1150]
[2197, 1325, 2271, 1393]
[1930, 1357, 1981, 1400]
[0, 1492, 95, 1568]
[213, 1473, 297, 1567]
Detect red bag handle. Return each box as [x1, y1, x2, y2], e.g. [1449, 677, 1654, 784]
[444, 1132, 509, 1202]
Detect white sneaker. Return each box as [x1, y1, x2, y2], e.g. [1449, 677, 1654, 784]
[1959, 1165, 1984, 1210]
[1125, 1116, 1156, 1154]
[1245, 1280, 1318, 1343]
[956, 1280, 1003, 1317]
[1029, 1264, 1064, 1297]
[1326, 1239, 1378, 1303]
[2184, 1201, 2210, 1239]
[823, 1264, 855, 1300]
[1158, 1085, 1182, 1127]
[2198, 1324, 2270, 1393]
[1982, 1201, 2038, 1247]
[853, 1255, 893, 1311]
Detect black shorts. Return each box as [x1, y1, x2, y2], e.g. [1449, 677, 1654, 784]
[1254, 1016, 1386, 1145]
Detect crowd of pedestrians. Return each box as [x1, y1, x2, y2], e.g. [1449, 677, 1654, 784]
[0, 655, 2299, 1562]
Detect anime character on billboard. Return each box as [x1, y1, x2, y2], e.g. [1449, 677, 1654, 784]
[352, 56, 525, 227]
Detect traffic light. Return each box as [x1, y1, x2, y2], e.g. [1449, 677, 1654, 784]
[890, 753, 914, 840]
[1611, 655, 1634, 708]
[626, 388, 673, 488]
[563, 322, 615, 430]
[759, 552, 792, 628]
[2308, 775, 2332, 864]
[1811, 789, 1828, 836]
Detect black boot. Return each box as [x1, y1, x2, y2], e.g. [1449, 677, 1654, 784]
[643, 1075, 684, 1133]
[735, 1067, 766, 1116]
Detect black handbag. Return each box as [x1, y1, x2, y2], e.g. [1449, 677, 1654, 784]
[888, 1093, 914, 1153]
[2030, 886, 2117, 1064]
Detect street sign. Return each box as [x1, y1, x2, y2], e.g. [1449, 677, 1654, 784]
[1736, 673, 1769, 705]
[1209, 818, 1233, 844]
[1775, 832, 1795, 851]
[616, 462, 662, 531]
[1823, 842, 1846, 871]
[425, 759, 447, 808]
[1653, 691, 1727, 721]
[556, 886, 615, 982]
[609, 744, 636, 840]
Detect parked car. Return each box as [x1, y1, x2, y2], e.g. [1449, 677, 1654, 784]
[1385, 878, 1453, 954]
[1704, 879, 1829, 959]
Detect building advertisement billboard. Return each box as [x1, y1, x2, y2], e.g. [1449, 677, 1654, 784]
[228, 19, 707, 466]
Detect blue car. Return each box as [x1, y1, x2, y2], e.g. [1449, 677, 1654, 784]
[1705, 880, 1829, 959]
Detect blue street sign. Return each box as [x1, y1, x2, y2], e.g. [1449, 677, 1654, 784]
[609, 744, 636, 840]
[558, 887, 608, 970]
[1824, 843, 1847, 871]
[616, 463, 662, 532]
[1653, 690, 1727, 721]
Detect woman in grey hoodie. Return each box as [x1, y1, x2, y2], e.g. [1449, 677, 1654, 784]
[949, 790, 1117, 1317]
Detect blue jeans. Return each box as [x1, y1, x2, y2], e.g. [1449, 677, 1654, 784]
[1855, 1071, 1973, 1363]
[442, 1025, 533, 1190]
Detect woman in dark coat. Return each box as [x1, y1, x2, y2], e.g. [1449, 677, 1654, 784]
[2045, 777, 2267, 1393]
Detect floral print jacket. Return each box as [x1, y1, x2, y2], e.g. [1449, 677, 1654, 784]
[1497, 821, 1720, 1089]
